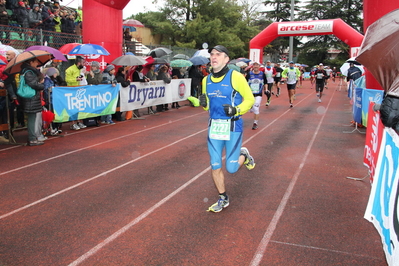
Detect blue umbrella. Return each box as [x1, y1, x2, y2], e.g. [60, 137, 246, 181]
[69, 44, 110, 55]
[190, 56, 209, 65]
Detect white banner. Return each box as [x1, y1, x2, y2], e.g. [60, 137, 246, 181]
[119, 79, 192, 112]
[278, 21, 333, 35]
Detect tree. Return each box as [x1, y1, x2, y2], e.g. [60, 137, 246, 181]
[297, 0, 363, 64]
[260, 0, 302, 62]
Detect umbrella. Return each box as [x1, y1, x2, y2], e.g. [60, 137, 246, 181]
[237, 58, 251, 63]
[25, 45, 67, 61]
[170, 59, 192, 68]
[173, 54, 190, 60]
[4, 50, 54, 74]
[340, 61, 364, 77]
[236, 61, 247, 67]
[356, 8, 399, 96]
[227, 64, 240, 72]
[148, 47, 172, 58]
[69, 44, 110, 55]
[153, 58, 169, 64]
[0, 44, 19, 57]
[123, 19, 145, 28]
[190, 56, 209, 65]
[111, 54, 147, 66]
[193, 49, 210, 58]
[58, 43, 81, 54]
[301, 64, 309, 67]
[0, 59, 5, 65]
[346, 57, 361, 65]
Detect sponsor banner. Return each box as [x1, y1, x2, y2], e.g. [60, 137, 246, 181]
[364, 128, 399, 265]
[278, 20, 333, 35]
[52, 84, 120, 122]
[353, 87, 362, 124]
[249, 49, 261, 63]
[119, 79, 191, 112]
[361, 88, 383, 127]
[363, 102, 384, 181]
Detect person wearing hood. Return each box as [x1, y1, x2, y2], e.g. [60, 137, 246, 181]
[43, 67, 62, 135]
[87, 61, 102, 85]
[28, 4, 43, 44]
[100, 64, 116, 124]
[20, 58, 45, 145]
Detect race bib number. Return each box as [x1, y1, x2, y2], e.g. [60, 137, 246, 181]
[209, 119, 231, 140]
[250, 83, 260, 93]
[276, 73, 281, 77]
[317, 73, 324, 79]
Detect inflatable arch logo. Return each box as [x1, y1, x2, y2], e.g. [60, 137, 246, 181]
[249, 19, 364, 63]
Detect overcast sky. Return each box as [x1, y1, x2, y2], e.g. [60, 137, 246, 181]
[66, 0, 162, 18]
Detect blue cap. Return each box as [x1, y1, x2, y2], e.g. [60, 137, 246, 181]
[289, 61, 294, 64]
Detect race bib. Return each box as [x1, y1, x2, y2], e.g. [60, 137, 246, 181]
[276, 73, 281, 77]
[317, 73, 324, 79]
[209, 119, 231, 140]
[250, 83, 260, 93]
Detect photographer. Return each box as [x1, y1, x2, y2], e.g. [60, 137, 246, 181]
[65, 56, 87, 130]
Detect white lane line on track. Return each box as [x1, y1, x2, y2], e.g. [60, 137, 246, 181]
[249, 89, 336, 266]
[270, 240, 384, 261]
[67, 166, 212, 266]
[0, 113, 203, 176]
[0, 128, 208, 221]
[67, 93, 315, 265]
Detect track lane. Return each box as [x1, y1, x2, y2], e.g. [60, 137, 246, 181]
[0, 81, 386, 265]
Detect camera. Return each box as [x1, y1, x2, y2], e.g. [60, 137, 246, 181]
[77, 75, 83, 79]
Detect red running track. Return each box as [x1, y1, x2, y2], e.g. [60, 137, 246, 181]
[0, 79, 387, 265]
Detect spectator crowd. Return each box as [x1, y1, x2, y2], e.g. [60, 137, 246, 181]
[0, 0, 82, 46]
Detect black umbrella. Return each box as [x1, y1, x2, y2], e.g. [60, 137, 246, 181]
[173, 54, 190, 60]
[153, 58, 170, 64]
[148, 47, 172, 58]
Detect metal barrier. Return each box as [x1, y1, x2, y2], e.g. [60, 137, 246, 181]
[0, 25, 82, 50]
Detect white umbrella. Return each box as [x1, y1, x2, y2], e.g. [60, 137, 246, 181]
[193, 49, 210, 58]
[340, 60, 365, 76]
[0, 43, 20, 57]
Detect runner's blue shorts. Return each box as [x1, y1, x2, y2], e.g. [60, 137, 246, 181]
[207, 130, 243, 173]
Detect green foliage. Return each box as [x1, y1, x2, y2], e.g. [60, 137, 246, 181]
[125, 0, 363, 61]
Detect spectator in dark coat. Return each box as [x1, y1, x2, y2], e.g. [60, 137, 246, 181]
[114, 67, 130, 121]
[20, 59, 45, 146]
[14, 1, 29, 27]
[0, 0, 10, 43]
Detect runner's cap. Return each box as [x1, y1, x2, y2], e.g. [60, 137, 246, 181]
[289, 61, 294, 64]
[319, 63, 323, 65]
[208, 45, 229, 56]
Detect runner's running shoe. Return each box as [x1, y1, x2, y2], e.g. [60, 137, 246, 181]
[207, 195, 229, 213]
[240, 147, 256, 170]
[252, 123, 258, 130]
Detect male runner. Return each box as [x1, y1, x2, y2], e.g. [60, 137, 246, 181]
[199, 45, 255, 213]
[246, 62, 267, 130]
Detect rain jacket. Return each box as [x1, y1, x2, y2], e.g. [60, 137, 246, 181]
[20, 63, 44, 113]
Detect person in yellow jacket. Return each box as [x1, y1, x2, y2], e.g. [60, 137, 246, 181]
[65, 56, 87, 130]
[198, 45, 255, 213]
[282, 61, 301, 108]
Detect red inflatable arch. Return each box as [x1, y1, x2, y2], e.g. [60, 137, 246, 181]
[82, 0, 130, 67]
[249, 19, 363, 64]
